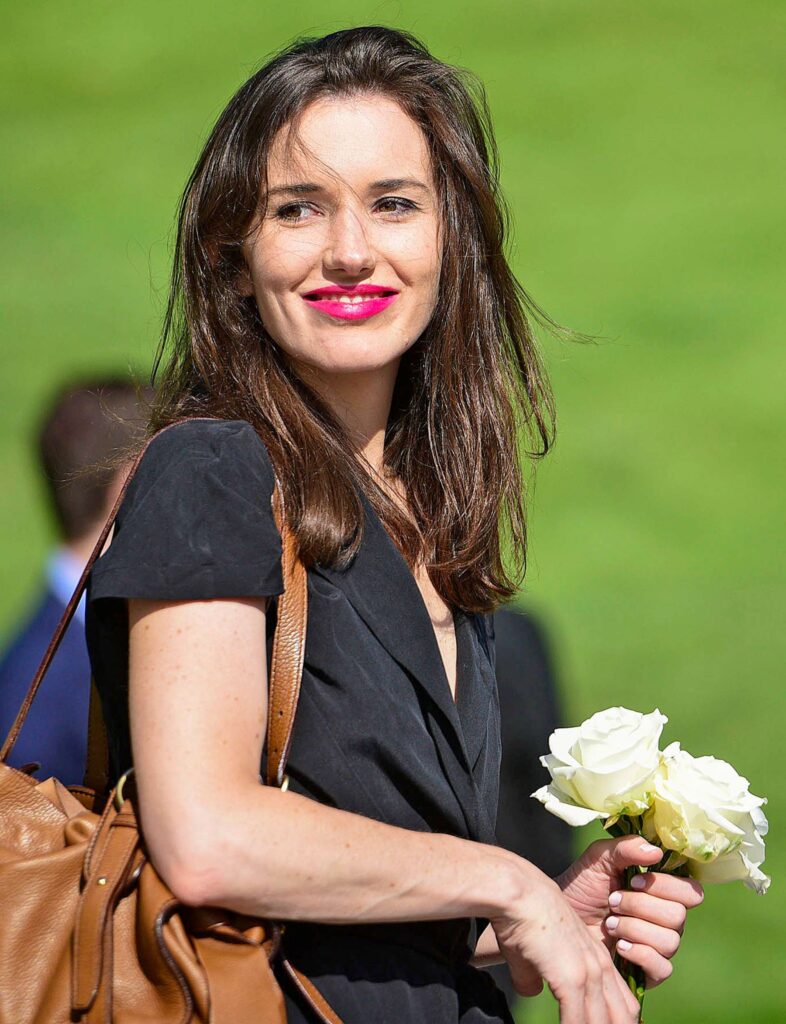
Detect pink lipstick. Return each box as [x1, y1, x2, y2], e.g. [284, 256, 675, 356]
[302, 284, 399, 321]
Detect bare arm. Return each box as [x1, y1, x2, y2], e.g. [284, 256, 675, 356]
[129, 596, 648, 1022]
[129, 596, 529, 922]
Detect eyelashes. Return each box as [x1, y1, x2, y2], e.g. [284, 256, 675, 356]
[273, 203, 311, 223]
[374, 197, 419, 217]
[273, 197, 419, 223]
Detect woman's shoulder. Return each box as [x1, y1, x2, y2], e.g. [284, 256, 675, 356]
[89, 417, 284, 602]
[141, 417, 272, 472]
[120, 416, 279, 519]
[127, 417, 277, 504]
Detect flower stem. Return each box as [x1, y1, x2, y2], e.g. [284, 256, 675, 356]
[605, 818, 650, 1021]
[619, 863, 648, 1020]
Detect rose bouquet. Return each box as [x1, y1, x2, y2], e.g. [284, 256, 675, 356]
[532, 707, 769, 1016]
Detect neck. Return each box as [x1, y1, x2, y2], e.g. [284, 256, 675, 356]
[298, 360, 400, 479]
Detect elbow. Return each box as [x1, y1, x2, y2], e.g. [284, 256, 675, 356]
[141, 784, 278, 910]
[145, 816, 236, 908]
[156, 843, 228, 908]
[164, 858, 223, 908]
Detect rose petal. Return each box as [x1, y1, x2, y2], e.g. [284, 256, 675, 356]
[531, 784, 606, 826]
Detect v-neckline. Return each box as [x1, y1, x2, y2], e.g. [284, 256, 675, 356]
[411, 564, 460, 704]
[359, 490, 461, 707]
[312, 488, 500, 831]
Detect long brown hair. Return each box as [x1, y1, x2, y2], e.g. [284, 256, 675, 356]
[150, 25, 555, 613]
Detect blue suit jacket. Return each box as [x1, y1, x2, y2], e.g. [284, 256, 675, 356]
[0, 587, 90, 785]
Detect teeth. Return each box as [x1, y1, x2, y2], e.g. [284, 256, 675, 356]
[310, 293, 388, 303]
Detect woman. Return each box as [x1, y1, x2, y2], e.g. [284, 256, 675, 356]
[86, 27, 703, 1024]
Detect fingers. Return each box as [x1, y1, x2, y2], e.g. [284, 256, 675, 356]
[509, 960, 544, 997]
[605, 913, 681, 959]
[589, 951, 615, 1024]
[628, 870, 704, 908]
[522, 976, 545, 997]
[606, 887, 687, 993]
[609, 889, 688, 931]
[614, 939, 674, 989]
[603, 951, 642, 1024]
[557, 983, 588, 1024]
[551, 944, 638, 1024]
[607, 835, 665, 872]
[584, 945, 641, 1024]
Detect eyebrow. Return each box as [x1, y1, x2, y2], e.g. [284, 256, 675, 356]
[370, 178, 430, 194]
[264, 177, 431, 199]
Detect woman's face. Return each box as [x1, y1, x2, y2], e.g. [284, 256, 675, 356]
[239, 94, 441, 378]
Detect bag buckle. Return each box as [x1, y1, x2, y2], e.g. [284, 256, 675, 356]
[113, 767, 135, 810]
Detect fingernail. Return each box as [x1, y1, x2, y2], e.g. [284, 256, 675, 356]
[606, 916, 619, 931]
[630, 874, 646, 890]
[639, 842, 661, 855]
[608, 890, 623, 907]
[617, 939, 632, 952]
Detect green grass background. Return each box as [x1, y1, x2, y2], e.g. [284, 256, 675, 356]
[1, 1, 782, 1020]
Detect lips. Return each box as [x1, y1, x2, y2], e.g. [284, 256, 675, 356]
[302, 285, 399, 321]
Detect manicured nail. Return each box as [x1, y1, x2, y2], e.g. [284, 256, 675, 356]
[630, 874, 646, 890]
[609, 890, 623, 907]
[639, 842, 661, 854]
[617, 939, 633, 952]
[606, 916, 619, 931]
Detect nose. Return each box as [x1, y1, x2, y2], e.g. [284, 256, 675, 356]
[322, 205, 376, 278]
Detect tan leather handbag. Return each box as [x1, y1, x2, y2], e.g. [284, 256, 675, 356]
[0, 423, 343, 1024]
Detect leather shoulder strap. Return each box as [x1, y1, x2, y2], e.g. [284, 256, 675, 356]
[266, 484, 307, 788]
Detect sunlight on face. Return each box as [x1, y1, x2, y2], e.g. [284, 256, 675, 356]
[240, 94, 441, 379]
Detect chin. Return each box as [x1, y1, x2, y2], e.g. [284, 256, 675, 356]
[308, 354, 401, 376]
[297, 337, 410, 376]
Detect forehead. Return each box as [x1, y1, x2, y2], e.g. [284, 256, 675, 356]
[267, 94, 433, 187]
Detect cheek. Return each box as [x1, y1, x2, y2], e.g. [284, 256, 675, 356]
[386, 223, 441, 292]
[248, 230, 322, 299]
[244, 255, 298, 340]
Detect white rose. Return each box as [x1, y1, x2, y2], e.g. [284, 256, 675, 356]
[531, 707, 667, 826]
[643, 742, 770, 894]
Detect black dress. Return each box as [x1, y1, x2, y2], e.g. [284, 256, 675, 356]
[85, 418, 514, 1024]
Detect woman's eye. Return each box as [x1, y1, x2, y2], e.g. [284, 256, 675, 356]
[274, 197, 417, 222]
[274, 202, 316, 223]
[375, 197, 417, 217]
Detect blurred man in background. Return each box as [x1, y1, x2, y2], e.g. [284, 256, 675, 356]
[0, 378, 150, 784]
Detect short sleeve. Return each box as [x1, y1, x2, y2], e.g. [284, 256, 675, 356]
[88, 419, 284, 602]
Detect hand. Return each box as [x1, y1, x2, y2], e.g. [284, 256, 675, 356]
[491, 870, 642, 1023]
[557, 836, 704, 988]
